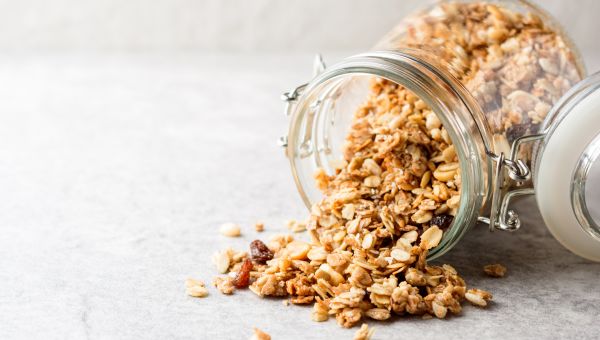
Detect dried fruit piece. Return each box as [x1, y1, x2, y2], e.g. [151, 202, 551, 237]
[250, 240, 274, 264]
[233, 258, 253, 288]
[430, 214, 454, 230]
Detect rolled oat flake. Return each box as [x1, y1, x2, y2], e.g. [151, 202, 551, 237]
[280, 1, 600, 261]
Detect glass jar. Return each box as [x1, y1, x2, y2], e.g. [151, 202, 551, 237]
[280, 0, 600, 261]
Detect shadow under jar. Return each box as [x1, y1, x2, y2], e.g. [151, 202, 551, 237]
[282, 0, 600, 261]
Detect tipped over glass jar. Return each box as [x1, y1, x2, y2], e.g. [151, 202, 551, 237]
[281, 0, 600, 261]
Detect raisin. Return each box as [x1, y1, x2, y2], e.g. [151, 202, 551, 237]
[430, 214, 453, 230]
[233, 258, 252, 288]
[250, 239, 274, 264]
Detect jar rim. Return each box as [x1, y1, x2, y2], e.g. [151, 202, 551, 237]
[286, 50, 493, 259]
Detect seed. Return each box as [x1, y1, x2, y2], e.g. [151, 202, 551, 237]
[420, 171, 432, 188]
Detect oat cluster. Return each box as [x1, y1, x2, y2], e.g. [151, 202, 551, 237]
[193, 1, 582, 333]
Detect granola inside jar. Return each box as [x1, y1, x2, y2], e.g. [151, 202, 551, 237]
[376, 0, 585, 161]
[283, 0, 593, 259]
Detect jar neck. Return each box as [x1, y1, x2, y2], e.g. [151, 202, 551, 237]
[287, 50, 493, 259]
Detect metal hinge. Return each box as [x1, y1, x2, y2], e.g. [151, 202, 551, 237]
[478, 133, 545, 232]
[279, 54, 327, 149]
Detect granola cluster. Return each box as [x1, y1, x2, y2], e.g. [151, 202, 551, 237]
[192, 1, 584, 333]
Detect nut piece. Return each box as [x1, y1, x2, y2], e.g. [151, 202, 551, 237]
[483, 263, 507, 278]
[420, 226, 443, 249]
[212, 250, 231, 274]
[185, 279, 208, 298]
[219, 223, 241, 237]
[465, 288, 493, 307]
[250, 328, 271, 340]
[353, 324, 375, 340]
[254, 222, 265, 232]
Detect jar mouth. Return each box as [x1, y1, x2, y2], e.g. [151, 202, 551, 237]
[287, 50, 492, 259]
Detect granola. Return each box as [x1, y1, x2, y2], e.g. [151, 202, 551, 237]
[250, 328, 271, 340]
[196, 0, 581, 332]
[220, 223, 242, 237]
[185, 279, 208, 298]
[354, 324, 375, 340]
[483, 263, 507, 278]
[383, 1, 582, 161]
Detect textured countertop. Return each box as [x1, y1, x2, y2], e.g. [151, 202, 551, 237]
[0, 53, 599, 340]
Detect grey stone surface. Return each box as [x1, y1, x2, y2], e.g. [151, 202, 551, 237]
[0, 53, 599, 340]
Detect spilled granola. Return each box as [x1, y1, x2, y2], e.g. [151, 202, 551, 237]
[195, 0, 585, 333]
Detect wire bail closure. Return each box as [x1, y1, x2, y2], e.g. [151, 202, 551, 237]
[478, 134, 545, 232]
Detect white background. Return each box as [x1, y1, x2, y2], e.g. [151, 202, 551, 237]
[0, 0, 598, 56]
